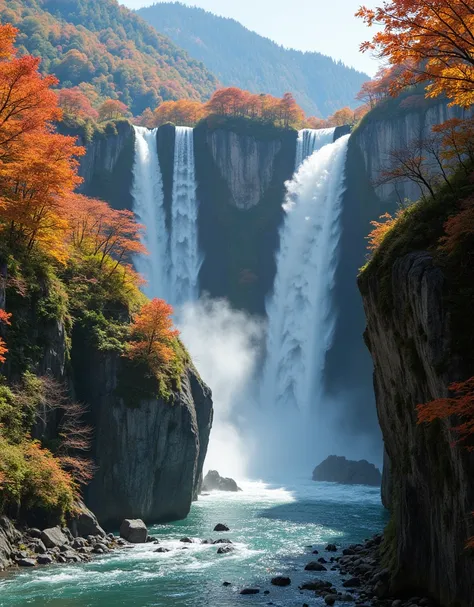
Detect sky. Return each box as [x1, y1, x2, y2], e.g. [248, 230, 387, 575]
[121, 0, 380, 76]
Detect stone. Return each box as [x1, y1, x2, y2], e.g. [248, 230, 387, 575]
[92, 543, 109, 553]
[217, 545, 234, 554]
[27, 528, 42, 539]
[201, 470, 242, 492]
[30, 540, 47, 554]
[240, 588, 260, 595]
[374, 581, 389, 598]
[154, 547, 170, 553]
[304, 561, 327, 571]
[326, 544, 338, 552]
[72, 538, 88, 549]
[318, 558, 328, 563]
[40, 527, 69, 549]
[313, 456, 381, 486]
[180, 537, 193, 543]
[343, 549, 356, 556]
[312, 549, 319, 554]
[212, 539, 232, 544]
[325, 595, 337, 605]
[213, 523, 230, 532]
[63, 551, 81, 562]
[271, 576, 291, 587]
[342, 594, 354, 602]
[300, 580, 332, 591]
[37, 555, 53, 565]
[119, 519, 148, 544]
[222, 581, 231, 587]
[343, 578, 361, 588]
[392, 601, 403, 607]
[17, 558, 36, 567]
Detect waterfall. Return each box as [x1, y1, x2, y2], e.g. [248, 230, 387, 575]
[169, 126, 201, 307]
[261, 134, 350, 420]
[131, 126, 168, 299]
[295, 128, 336, 169]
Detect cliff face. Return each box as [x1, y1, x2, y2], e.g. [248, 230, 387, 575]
[193, 121, 297, 314]
[207, 129, 282, 209]
[72, 329, 213, 528]
[352, 100, 471, 204]
[60, 121, 135, 209]
[360, 252, 474, 606]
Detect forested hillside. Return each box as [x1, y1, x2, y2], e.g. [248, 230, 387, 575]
[0, 0, 218, 115]
[138, 2, 368, 118]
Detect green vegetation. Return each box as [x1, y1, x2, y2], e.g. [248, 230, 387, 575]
[138, 2, 368, 118]
[0, 0, 218, 114]
[359, 160, 474, 368]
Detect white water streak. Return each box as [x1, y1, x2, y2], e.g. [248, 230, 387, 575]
[261, 134, 350, 415]
[169, 126, 201, 306]
[295, 128, 336, 169]
[131, 126, 168, 299]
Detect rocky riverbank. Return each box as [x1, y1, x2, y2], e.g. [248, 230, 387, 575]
[0, 515, 133, 570]
[231, 534, 437, 606]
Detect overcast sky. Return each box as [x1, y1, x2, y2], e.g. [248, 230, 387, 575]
[121, 0, 381, 76]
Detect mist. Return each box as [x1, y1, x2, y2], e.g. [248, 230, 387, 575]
[177, 297, 263, 481]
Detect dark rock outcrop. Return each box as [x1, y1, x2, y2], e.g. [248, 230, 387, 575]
[68, 501, 105, 538]
[312, 455, 381, 486]
[72, 327, 213, 528]
[360, 251, 474, 606]
[201, 470, 241, 492]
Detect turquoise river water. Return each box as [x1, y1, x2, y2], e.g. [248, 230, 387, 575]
[0, 478, 387, 607]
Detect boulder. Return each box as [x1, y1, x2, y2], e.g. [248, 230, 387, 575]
[119, 519, 148, 544]
[201, 470, 241, 492]
[300, 580, 333, 591]
[342, 578, 361, 588]
[213, 523, 229, 532]
[271, 576, 291, 586]
[325, 595, 336, 606]
[68, 501, 106, 539]
[41, 527, 69, 549]
[240, 588, 260, 595]
[305, 561, 327, 571]
[17, 558, 36, 567]
[0, 516, 22, 570]
[154, 547, 170, 553]
[37, 555, 53, 565]
[325, 544, 337, 552]
[312, 456, 381, 486]
[217, 545, 234, 554]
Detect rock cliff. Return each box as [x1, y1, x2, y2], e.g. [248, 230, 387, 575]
[359, 252, 474, 606]
[72, 328, 213, 528]
[352, 99, 472, 204]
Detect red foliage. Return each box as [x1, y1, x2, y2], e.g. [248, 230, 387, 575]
[417, 377, 474, 451]
[98, 99, 128, 122]
[0, 308, 11, 364]
[57, 87, 98, 120]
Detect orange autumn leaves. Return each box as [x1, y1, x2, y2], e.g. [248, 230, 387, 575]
[357, 0, 474, 108]
[0, 308, 11, 364]
[125, 299, 179, 375]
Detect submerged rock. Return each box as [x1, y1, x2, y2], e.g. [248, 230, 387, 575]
[240, 588, 260, 595]
[271, 576, 291, 586]
[217, 545, 234, 554]
[213, 523, 229, 532]
[305, 561, 327, 572]
[201, 470, 241, 492]
[119, 519, 148, 544]
[312, 456, 381, 486]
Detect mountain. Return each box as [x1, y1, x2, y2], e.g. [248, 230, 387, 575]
[137, 2, 368, 118]
[0, 0, 218, 115]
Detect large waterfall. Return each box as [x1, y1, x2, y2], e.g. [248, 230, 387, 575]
[131, 126, 168, 299]
[295, 128, 336, 168]
[131, 125, 200, 306]
[169, 126, 201, 307]
[255, 134, 350, 475]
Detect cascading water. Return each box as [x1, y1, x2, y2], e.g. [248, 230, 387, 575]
[169, 126, 201, 307]
[255, 134, 350, 475]
[295, 128, 336, 169]
[131, 126, 168, 299]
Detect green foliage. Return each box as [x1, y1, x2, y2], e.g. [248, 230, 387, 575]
[139, 2, 368, 118]
[0, 0, 218, 115]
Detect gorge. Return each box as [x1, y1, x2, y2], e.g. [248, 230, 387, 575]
[0, 2, 473, 602]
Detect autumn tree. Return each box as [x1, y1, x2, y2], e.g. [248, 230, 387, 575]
[98, 99, 128, 122]
[0, 308, 11, 364]
[125, 299, 179, 372]
[0, 25, 61, 161]
[328, 107, 354, 127]
[357, 0, 474, 108]
[366, 211, 402, 252]
[57, 87, 98, 120]
[66, 194, 146, 272]
[279, 92, 305, 128]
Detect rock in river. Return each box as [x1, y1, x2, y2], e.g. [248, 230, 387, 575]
[119, 519, 148, 544]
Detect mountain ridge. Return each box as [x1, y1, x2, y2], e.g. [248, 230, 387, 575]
[138, 2, 369, 117]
